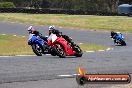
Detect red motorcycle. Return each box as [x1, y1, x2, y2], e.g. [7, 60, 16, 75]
[47, 34, 83, 58]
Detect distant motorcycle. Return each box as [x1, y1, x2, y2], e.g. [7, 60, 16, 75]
[28, 34, 49, 56]
[47, 33, 83, 58]
[111, 33, 126, 46]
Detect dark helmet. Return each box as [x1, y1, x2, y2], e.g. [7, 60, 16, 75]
[111, 31, 115, 37]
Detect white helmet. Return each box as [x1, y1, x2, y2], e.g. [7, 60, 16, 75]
[28, 26, 33, 31]
[27, 26, 35, 34]
[116, 32, 121, 34]
[49, 25, 55, 30]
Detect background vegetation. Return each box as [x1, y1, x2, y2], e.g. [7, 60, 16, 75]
[0, 2, 15, 8]
[0, 0, 132, 13]
[0, 13, 131, 32]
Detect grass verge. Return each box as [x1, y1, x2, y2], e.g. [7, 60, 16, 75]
[0, 34, 108, 56]
[79, 43, 108, 51]
[0, 13, 132, 32]
[0, 34, 33, 56]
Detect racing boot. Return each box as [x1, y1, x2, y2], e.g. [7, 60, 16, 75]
[42, 45, 49, 54]
[42, 45, 47, 51]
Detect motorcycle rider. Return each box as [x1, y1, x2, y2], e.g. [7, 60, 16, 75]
[111, 31, 123, 43]
[27, 26, 48, 49]
[48, 25, 76, 49]
[28, 26, 47, 41]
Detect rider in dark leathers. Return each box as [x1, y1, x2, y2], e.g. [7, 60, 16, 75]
[48, 26, 76, 49]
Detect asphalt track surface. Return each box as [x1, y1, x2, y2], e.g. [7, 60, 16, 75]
[0, 21, 132, 88]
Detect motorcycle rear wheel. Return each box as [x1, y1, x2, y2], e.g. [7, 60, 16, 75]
[121, 40, 126, 46]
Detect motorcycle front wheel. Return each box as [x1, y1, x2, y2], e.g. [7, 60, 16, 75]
[53, 44, 66, 58]
[32, 43, 43, 56]
[74, 45, 83, 57]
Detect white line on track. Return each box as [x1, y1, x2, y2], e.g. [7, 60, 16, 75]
[106, 48, 111, 51]
[16, 54, 51, 56]
[85, 47, 113, 53]
[22, 36, 26, 37]
[0, 55, 36, 57]
[86, 51, 95, 53]
[0, 54, 52, 57]
[58, 75, 73, 77]
[15, 55, 36, 56]
[73, 74, 79, 76]
[58, 74, 79, 77]
[0, 56, 12, 57]
[13, 35, 17, 36]
[2, 34, 6, 35]
[98, 50, 105, 52]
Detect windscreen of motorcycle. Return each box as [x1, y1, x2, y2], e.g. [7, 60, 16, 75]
[28, 34, 35, 40]
[48, 33, 57, 43]
[121, 34, 125, 39]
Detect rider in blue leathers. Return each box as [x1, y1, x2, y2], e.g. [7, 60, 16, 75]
[27, 26, 48, 49]
[111, 31, 124, 43]
[27, 26, 47, 42]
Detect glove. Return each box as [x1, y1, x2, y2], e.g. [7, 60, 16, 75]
[58, 32, 62, 36]
[39, 33, 43, 36]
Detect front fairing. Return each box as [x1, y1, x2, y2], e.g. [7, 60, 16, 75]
[116, 34, 125, 40]
[121, 34, 125, 39]
[28, 34, 45, 46]
[28, 34, 35, 45]
[48, 33, 58, 45]
[48, 34, 67, 47]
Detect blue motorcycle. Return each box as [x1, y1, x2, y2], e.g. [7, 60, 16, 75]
[111, 33, 126, 46]
[28, 34, 48, 56]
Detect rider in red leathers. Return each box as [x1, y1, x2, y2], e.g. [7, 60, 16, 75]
[48, 26, 76, 50]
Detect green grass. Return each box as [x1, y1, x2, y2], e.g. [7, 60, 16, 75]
[0, 34, 108, 56]
[79, 43, 108, 51]
[0, 13, 132, 32]
[0, 34, 33, 56]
